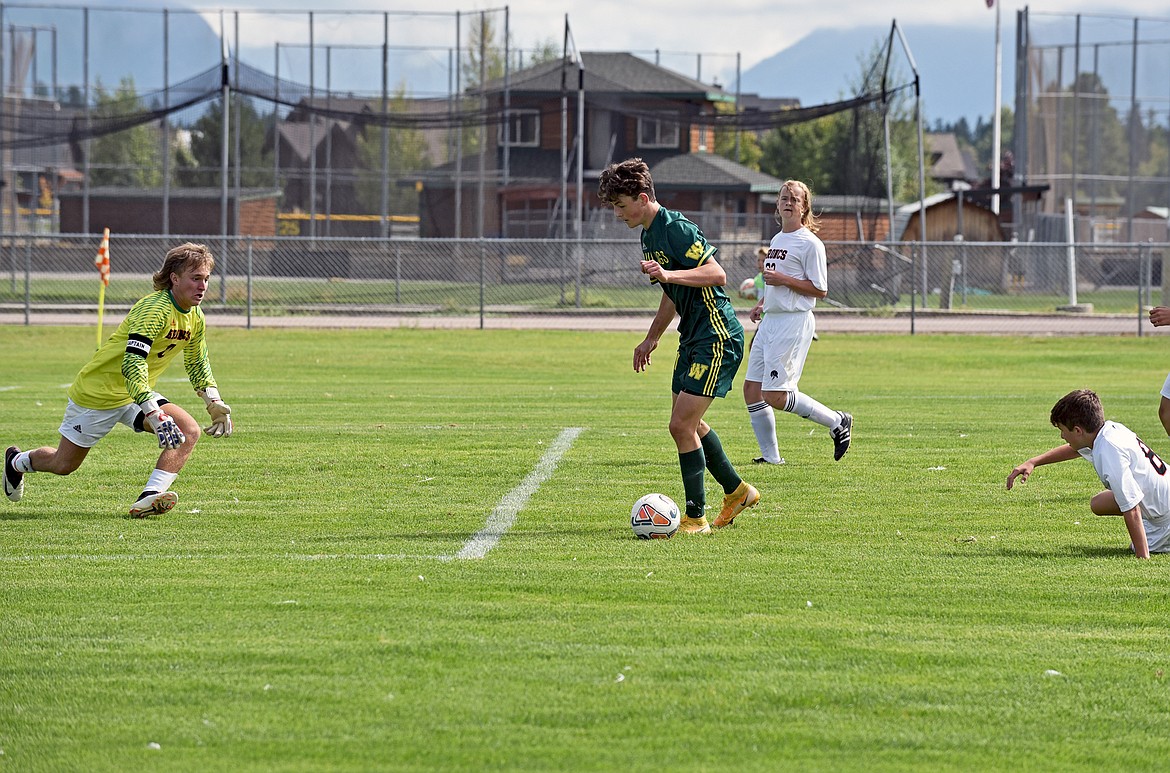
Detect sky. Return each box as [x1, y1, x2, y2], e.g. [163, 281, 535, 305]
[182, 0, 1170, 118]
[11, 0, 1169, 124]
[192, 0, 1170, 71]
[498, 0, 1170, 72]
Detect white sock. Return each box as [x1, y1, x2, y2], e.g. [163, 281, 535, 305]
[144, 469, 178, 494]
[747, 401, 782, 463]
[13, 451, 34, 474]
[784, 391, 841, 429]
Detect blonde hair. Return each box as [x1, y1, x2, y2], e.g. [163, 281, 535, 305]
[153, 243, 215, 291]
[778, 180, 820, 233]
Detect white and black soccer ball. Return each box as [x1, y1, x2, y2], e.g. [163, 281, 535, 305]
[630, 493, 681, 539]
[738, 277, 757, 299]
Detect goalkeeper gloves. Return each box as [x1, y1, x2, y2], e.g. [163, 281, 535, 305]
[140, 398, 186, 450]
[197, 387, 233, 438]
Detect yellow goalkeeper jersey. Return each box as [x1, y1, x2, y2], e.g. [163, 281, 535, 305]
[68, 289, 217, 410]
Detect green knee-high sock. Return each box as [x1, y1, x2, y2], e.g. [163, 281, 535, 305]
[678, 447, 707, 519]
[701, 429, 743, 495]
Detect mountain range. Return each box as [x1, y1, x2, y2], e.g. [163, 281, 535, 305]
[740, 24, 1009, 128]
[19, 6, 1147, 129]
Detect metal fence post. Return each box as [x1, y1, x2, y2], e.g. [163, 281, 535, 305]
[219, 235, 229, 306]
[479, 239, 485, 330]
[559, 241, 567, 306]
[23, 239, 31, 326]
[910, 245, 916, 336]
[1138, 242, 1151, 338]
[246, 236, 253, 331]
[575, 242, 582, 308]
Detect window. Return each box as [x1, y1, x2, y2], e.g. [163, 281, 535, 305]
[637, 113, 680, 149]
[500, 110, 540, 147]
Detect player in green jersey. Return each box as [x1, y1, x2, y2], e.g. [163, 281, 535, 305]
[598, 158, 759, 533]
[3, 243, 234, 517]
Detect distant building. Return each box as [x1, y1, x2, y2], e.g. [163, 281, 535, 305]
[418, 51, 792, 239]
[59, 187, 281, 236]
[268, 96, 370, 219]
[925, 132, 979, 190]
[898, 192, 1004, 243]
[0, 95, 83, 232]
[1133, 206, 1169, 243]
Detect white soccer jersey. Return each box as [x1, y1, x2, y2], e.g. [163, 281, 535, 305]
[760, 227, 828, 315]
[1078, 421, 1170, 552]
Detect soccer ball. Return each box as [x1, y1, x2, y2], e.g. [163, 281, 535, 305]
[630, 493, 681, 539]
[738, 277, 757, 299]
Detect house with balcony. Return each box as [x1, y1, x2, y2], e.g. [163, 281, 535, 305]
[418, 51, 787, 239]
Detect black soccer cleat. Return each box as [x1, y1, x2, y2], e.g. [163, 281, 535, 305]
[4, 445, 25, 502]
[831, 413, 853, 461]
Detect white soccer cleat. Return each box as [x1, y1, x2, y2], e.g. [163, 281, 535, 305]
[129, 491, 178, 518]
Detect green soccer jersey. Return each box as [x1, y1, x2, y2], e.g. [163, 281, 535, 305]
[640, 207, 743, 345]
[68, 289, 217, 410]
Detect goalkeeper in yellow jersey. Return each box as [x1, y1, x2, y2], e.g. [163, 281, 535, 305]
[4, 243, 234, 517]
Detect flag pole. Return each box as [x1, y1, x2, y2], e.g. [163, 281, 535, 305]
[991, 0, 1002, 215]
[94, 227, 110, 348]
[96, 282, 106, 348]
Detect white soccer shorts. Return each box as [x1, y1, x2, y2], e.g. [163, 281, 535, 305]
[744, 311, 816, 392]
[58, 397, 157, 448]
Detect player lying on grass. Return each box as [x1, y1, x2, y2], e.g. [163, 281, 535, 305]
[1006, 388, 1170, 559]
[3, 242, 233, 518]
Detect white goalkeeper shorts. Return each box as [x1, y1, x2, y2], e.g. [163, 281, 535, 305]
[58, 398, 153, 448]
[744, 310, 816, 392]
[1161, 373, 1170, 400]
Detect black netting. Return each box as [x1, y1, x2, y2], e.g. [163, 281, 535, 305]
[1, 56, 916, 149]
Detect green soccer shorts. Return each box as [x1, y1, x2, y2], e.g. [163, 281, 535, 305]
[671, 333, 744, 399]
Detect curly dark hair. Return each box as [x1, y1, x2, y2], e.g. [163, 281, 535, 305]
[597, 158, 656, 204]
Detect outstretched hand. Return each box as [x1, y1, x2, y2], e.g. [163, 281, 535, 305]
[198, 387, 233, 438]
[204, 401, 233, 438]
[1150, 306, 1170, 327]
[1006, 461, 1034, 490]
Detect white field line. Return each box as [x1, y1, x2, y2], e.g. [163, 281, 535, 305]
[454, 426, 585, 560]
[0, 427, 586, 564]
[0, 552, 451, 562]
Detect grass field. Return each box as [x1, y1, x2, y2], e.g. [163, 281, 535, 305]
[2, 326, 1170, 772]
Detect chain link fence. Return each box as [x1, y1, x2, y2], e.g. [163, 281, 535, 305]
[1020, 11, 1170, 233]
[1, 233, 1165, 335]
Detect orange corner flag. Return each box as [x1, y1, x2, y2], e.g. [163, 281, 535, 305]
[94, 227, 110, 287]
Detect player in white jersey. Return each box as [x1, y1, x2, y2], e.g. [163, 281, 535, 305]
[1146, 305, 1170, 437]
[1007, 388, 1170, 559]
[743, 180, 852, 464]
[3, 243, 234, 518]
